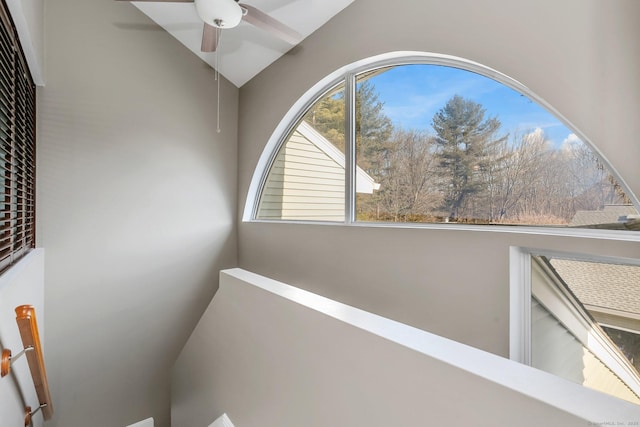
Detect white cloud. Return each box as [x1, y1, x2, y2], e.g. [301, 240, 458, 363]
[560, 133, 584, 154]
[521, 127, 546, 143]
[563, 133, 581, 145]
[521, 127, 551, 149]
[528, 127, 545, 139]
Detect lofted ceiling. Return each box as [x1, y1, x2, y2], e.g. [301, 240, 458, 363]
[132, 0, 354, 87]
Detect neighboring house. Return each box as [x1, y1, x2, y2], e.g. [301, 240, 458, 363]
[257, 120, 379, 221]
[531, 257, 640, 404]
[570, 204, 640, 230]
[550, 258, 640, 339]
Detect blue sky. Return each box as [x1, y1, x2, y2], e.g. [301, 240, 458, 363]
[361, 65, 575, 147]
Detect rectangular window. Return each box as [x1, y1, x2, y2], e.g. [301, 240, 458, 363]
[0, 0, 36, 274]
[511, 248, 640, 406]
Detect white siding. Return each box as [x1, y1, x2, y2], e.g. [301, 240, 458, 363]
[532, 297, 640, 405]
[257, 129, 345, 221]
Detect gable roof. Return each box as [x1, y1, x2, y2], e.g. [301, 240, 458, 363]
[297, 120, 380, 194]
[570, 205, 639, 227]
[550, 258, 640, 317]
[549, 258, 640, 334]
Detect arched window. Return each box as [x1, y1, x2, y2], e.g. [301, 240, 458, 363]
[248, 53, 639, 231]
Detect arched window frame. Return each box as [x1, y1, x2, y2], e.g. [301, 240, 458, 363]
[244, 51, 640, 238]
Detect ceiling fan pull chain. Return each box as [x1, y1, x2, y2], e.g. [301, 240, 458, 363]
[216, 71, 221, 133]
[216, 27, 222, 133]
[216, 27, 220, 80]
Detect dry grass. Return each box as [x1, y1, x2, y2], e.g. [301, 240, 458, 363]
[356, 211, 569, 226]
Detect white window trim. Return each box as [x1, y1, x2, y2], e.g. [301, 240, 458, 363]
[510, 247, 640, 398]
[243, 51, 640, 238]
[509, 246, 532, 365]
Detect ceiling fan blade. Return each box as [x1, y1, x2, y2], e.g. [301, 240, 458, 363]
[201, 23, 218, 52]
[239, 3, 302, 45]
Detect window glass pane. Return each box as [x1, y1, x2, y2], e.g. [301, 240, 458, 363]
[531, 255, 640, 405]
[602, 326, 640, 374]
[355, 64, 638, 229]
[256, 82, 346, 221]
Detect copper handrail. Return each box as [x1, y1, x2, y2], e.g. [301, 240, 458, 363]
[1, 305, 54, 423]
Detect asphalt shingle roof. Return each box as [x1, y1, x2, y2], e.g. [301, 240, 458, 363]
[569, 205, 638, 227]
[550, 258, 640, 317]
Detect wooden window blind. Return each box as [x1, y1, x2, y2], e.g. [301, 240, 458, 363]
[0, 0, 36, 274]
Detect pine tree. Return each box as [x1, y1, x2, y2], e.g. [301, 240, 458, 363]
[355, 80, 393, 176]
[432, 95, 507, 219]
[302, 80, 392, 164]
[303, 86, 346, 150]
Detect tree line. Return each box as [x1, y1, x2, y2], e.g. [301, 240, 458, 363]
[303, 81, 626, 225]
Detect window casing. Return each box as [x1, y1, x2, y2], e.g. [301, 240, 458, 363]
[249, 53, 639, 233]
[511, 248, 640, 406]
[0, 0, 36, 274]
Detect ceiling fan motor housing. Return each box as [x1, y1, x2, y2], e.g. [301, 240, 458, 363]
[195, 0, 243, 28]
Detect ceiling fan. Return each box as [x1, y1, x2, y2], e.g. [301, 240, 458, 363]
[121, 0, 303, 52]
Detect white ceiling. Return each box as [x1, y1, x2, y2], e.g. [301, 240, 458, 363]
[132, 0, 354, 87]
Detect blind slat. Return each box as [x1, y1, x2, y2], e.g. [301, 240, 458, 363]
[0, 0, 35, 275]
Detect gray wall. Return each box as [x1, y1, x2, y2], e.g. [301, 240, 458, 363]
[238, 0, 640, 357]
[173, 269, 640, 426]
[37, 0, 238, 425]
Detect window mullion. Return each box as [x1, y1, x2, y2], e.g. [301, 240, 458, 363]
[344, 73, 356, 224]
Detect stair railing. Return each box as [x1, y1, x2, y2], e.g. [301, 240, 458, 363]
[1, 305, 54, 424]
